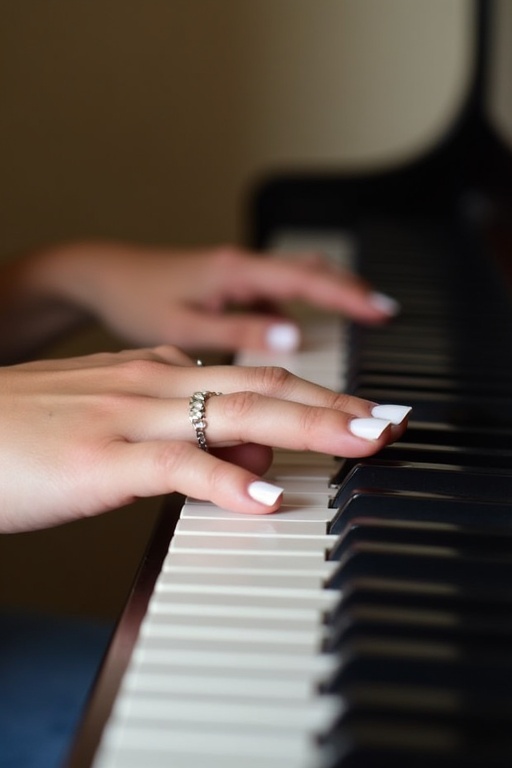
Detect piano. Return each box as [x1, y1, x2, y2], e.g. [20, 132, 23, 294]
[68, 2, 512, 766]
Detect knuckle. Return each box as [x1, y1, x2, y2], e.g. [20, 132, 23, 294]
[255, 365, 293, 395]
[222, 390, 261, 421]
[114, 357, 163, 384]
[326, 391, 356, 412]
[207, 459, 234, 494]
[298, 404, 329, 441]
[154, 440, 192, 476]
[81, 391, 139, 426]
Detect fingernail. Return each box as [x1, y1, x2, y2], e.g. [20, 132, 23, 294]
[349, 417, 391, 440]
[248, 480, 284, 506]
[371, 404, 412, 425]
[266, 323, 300, 352]
[370, 291, 400, 316]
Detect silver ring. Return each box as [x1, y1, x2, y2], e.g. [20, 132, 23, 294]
[189, 391, 221, 452]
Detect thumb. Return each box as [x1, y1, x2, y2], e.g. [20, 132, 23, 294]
[103, 440, 283, 515]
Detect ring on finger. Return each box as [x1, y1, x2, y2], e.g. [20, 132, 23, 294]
[189, 391, 221, 452]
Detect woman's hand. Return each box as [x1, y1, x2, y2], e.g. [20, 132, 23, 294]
[0, 345, 409, 533]
[30, 241, 399, 353]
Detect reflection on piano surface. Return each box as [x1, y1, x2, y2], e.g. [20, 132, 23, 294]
[69, 2, 512, 766]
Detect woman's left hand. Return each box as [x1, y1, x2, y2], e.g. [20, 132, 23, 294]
[35, 241, 399, 352]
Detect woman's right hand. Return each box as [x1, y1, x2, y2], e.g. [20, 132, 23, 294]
[0, 345, 410, 533]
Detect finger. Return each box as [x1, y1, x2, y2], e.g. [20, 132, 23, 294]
[239, 256, 400, 324]
[214, 443, 274, 475]
[104, 439, 284, 515]
[117, 392, 398, 457]
[118, 362, 379, 415]
[90, 358, 410, 429]
[20, 344, 195, 372]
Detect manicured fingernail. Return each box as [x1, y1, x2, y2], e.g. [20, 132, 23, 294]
[266, 323, 300, 352]
[248, 480, 284, 506]
[370, 292, 400, 316]
[349, 417, 391, 440]
[371, 404, 412, 424]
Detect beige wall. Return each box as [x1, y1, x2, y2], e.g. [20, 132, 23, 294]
[0, 0, 474, 259]
[488, 0, 512, 147]
[0, 0, 478, 620]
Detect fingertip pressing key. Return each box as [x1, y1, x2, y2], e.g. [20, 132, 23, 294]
[371, 404, 412, 425]
[349, 417, 392, 440]
[248, 480, 284, 506]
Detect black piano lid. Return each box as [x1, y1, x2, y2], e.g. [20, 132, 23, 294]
[249, 0, 512, 254]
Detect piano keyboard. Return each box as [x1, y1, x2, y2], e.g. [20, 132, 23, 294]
[89, 220, 512, 768]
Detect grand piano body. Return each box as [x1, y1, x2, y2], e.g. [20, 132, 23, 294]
[69, 2, 512, 766]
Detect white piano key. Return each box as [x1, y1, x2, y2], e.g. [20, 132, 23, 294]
[126, 657, 331, 693]
[185, 491, 333, 506]
[113, 692, 342, 732]
[131, 636, 338, 675]
[239, 349, 340, 370]
[169, 533, 337, 554]
[99, 722, 319, 763]
[148, 598, 324, 623]
[120, 668, 318, 701]
[139, 617, 324, 650]
[269, 228, 356, 266]
[175, 516, 329, 536]
[163, 552, 338, 577]
[262, 478, 334, 493]
[156, 568, 327, 589]
[96, 749, 317, 768]
[144, 606, 320, 632]
[180, 504, 336, 523]
[268, 465, 337, 481]
[151, 583, 339, 611]
[130, 634, 321, 657]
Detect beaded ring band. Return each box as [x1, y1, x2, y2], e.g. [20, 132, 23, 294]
[189, 391, 221, 452]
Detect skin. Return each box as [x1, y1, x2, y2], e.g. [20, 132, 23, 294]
[0, 241, 397, 362]
[0, 241, 404, 532]
[0, 347, 405, 533]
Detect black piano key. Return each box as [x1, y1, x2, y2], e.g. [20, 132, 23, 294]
[331, 461, 512, 505]
[326, 602, 512, 651]
[321, 644, 512, 766]
[323, 717, 512, 768]
[329, 641, 512, 695]
[330, 582, 512, 626]
[326, 545, 512, 599]
[351, 373, 512, 398]
[347, 356, 512, 378]
[369, 441, 512, 469]
[362, 436, 512, 470]
[328, 519, 512, 561]
[330, 491, 512, 533]
[397, 423, 512, 450]
[353, 390, 512, 427]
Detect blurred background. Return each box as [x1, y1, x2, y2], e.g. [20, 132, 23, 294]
[0, 0, 507, 622]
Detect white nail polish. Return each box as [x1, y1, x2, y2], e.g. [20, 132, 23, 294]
[266, 324, 300, 352]
[370, 292, 400, 316]
[371, 404, 412, 425]
[349, 417, 391, 440]
[248, 480, 284, 506]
